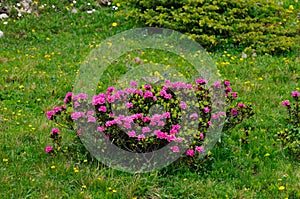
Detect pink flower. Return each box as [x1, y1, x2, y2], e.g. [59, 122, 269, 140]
[154, 130, 167, 139]
[108, 113, 115, 117]
[214, 81, 221, 88]
[45, 146, 53, 153]
[292, 91, 300, 98]
[137, 134, 145, 141]
[238, 103, 245, 108]
[77, 129, 82, 135]
[144, 84, 152, 90]
[170, 129, 177, 134]
[107, 95, 115, 103]
[174, 137, 182, 143]
[143, 117, 151, 123]
[46, 110, 55, 120]
[87, 116, 96, 123]
[231, 108, 238, 115]
[212, 112, 226, 119]
[142, 127, 151, 133]
[105, 120, 115, 127]
[224, 80, 230, 86]
[51, 128, 59, 135]
[200, 133, 204, 140]
[158, 121, 165, 126]
[127, 131, 136, 137]
[186, 149, 194, 157]
[180, 101, 187, 109]
[92, 94, 106, 105]
[74, 101, 80, 108]
[76, 93, 88, 100]
[160, 89, 167, 97]
[135, 89, 143, 96]
[226, 86, 232, 92]
[71, 112, 85, 120]
[167, 135, 176, 142]
[207, 121, 212, 126]
[171, 146, 179, 153]
[203, 107, 210, 113]
[172, 124, 181, 131]
[163, 112, 171, 118]
[189, 113, 198, 119]
[123, 122, 131, 129]
[195, 146, 204, 152]
[107, 86, 115, 93]
[231, 92, 237, 99]
[130, 81, 138, 87]
[164, 94, 172, 100]
[97, 126, 105, 132]
[282, 100, 290, 107]
[144, 90, 153, 98]
[98, 106, 107, 112]
[126, 102, 133, 108]
[151, 114, 162, 122]
[196, 78, 207, 85]
[63, 92, 73, 104]
[87, 110, 94, 115]
[153, 96, 157, 101]
[53, 106, 62, 113]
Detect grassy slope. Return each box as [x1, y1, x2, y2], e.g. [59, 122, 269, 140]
[0, 1, 299, 199]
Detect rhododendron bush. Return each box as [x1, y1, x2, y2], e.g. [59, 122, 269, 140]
[45, 78, 254, 167]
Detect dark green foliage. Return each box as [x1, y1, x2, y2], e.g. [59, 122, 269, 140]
[116, 0, 300, 54]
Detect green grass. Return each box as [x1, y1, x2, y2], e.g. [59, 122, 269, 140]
[0, 1, 299, 198]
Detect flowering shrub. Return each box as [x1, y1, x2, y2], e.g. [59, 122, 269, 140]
[45, 79, 254, 167]
[277, 90, 300, 160]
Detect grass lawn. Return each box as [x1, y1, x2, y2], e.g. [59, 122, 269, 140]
[0, 1, 299, 198]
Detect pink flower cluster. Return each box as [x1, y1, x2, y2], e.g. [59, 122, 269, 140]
[292, 91, 299, 98]
[45, 146, 53, 153]
[212, 111, 226, 120]
[185, 146, 204, 157]
[282, 91, 299, 107]
[51, 128, 59, 135]
[46, 78, 249, 159]
[223, 80, 237, 99]
[46, 105, 66, 120]
[282, 100, 290, 107]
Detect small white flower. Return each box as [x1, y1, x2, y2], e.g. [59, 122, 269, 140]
[87, 3, 91, 6]
[92, 9, 96, 12]
[87, 10, 93, 14]
[3, 21, 8, 25]
[52, 5, 55, 8]
[242, 52, 247, 59]
[107, 2, 111, 6]
[0, 31, 4, 38]
[17, 3, 21, 7]
[0, 13, 9, 20]
[73, 0, 77, 4]
[252, 52, 257, 57]
[71, 8, 78, 14]
[18, 13, 22, 17]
